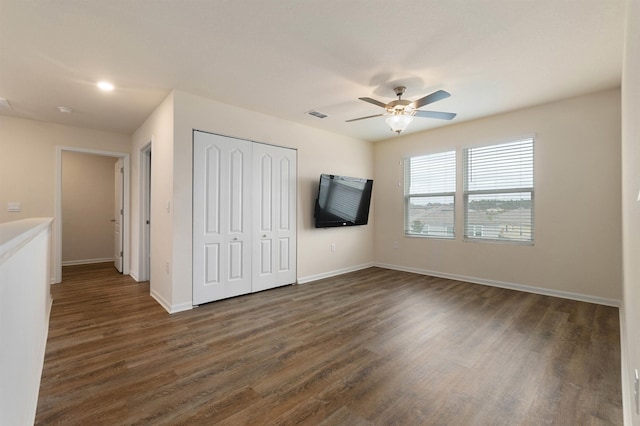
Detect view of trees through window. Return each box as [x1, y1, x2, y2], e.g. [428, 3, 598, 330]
[405, 138, 534, 243]
[405, 151, 456, 238]
[464, 139, 534, 242]
[465, 193, 532, 241]
[406, 196, 454, 238]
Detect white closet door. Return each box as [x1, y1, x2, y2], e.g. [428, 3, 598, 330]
[193, 132, 252, 304]
[252, 143, 297, 292]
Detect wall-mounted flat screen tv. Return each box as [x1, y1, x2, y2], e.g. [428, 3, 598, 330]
[314, 174, 373, 228]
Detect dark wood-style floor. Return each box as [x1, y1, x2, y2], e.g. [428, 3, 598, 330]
[35, 263, 622, 425]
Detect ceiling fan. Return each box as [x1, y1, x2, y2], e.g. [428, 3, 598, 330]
[346, 86, 457, 134]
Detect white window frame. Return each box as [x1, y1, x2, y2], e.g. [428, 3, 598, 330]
[404, 150, 456, 239]
[463, 138, 534, 244]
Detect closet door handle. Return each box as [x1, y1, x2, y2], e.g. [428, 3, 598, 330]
[233, 237, 238, 241]
[262, 234, 267, 238]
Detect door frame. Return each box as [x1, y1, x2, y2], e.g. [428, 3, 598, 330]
[54, 146, 130, 283]
[114, 157, 124, 273]
[139, 142, 152, 282]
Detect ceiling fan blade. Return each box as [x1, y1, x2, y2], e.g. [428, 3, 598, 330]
[359, 97, 388, 108]
[411, 90, 451, 109]
[345, 113, 384, 123]
[413, 110, 457, 120]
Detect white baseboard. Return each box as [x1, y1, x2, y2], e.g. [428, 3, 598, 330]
[374, 262, 621, 307]
[619, 304, 632, 425]
[150, 289, 193, 314]
[297, 262, 375, 284]
[150, 289, 171, 313]
[61, 257, 114, 266]
[170, 302, 194, 314]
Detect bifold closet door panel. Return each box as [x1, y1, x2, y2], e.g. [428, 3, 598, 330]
[252, 143, 297, 292]
[193, 131, 252, 305]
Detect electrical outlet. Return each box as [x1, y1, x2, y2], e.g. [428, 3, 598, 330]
[393, 241, 399, 249]
[330, 243, 336, 252]
[165, 261, 170, 275]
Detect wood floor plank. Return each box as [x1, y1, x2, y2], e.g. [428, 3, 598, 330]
[35, 263, 622, 425]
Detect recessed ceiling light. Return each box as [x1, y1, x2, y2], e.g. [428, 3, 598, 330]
[97, 81, 114, 92]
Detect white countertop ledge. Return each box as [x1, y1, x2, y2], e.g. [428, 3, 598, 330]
[0, 218, 54, 267]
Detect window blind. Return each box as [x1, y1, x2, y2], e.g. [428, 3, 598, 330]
[464, 138, 534, 242]
[404, 150, 456, 238]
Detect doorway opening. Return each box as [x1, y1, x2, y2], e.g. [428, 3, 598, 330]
[54, 146, 130, 283]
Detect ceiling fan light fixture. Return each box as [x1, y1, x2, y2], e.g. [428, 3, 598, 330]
[346, 87, 455, 133]
[385, 113, 414, 134]
[97, 81, 115, 92]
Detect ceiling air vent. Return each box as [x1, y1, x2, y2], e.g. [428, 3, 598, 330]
[307, 110, 328, 119]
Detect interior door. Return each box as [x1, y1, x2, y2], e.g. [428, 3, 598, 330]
[114, 158, 124, 273]
[141, 146, 151, 281]
[193, 131, 252, 304]
[252, 143, 297, 292]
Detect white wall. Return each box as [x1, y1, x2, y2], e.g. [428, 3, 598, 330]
[130, 90, 374, 312]
[374, 89, 622, 303]
[130, 92, 175, 304]
[0, 116, 131, 281]
[0, 116, 131, 223]
[622, 0, 640, 423]
[0, 218, 52, 426]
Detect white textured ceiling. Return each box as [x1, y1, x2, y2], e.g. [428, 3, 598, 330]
[0, 0, 625, 142]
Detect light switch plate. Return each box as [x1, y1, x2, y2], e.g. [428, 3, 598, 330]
[7, 201, 21, 212]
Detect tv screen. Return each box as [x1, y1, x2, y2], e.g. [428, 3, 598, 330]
[314, 174, 373, 228]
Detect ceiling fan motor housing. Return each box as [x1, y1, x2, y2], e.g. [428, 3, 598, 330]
[387, 99, 413, 114]
[393, 86, 407, 97]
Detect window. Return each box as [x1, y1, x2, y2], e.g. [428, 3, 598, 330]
[404, 150, 456, 238]
[463, 138, 534, 243]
